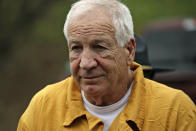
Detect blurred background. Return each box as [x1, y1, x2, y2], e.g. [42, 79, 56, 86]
[0, 0, 196, 130]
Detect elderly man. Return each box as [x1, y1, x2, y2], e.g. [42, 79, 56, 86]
[17, 0, 196, 131]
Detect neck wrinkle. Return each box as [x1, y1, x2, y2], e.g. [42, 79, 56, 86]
[81, 81, 133, 113]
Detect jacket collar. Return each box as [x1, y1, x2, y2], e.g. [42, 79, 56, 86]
[63, 62, 146, 131]
[63, 77, 103, 130]
[121, 62, 146, 130]
[63, 77, 86, 126]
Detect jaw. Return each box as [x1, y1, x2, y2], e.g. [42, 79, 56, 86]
[78, 69, 132, 106]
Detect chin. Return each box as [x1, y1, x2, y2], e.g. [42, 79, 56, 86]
[82, 85, 103, 96]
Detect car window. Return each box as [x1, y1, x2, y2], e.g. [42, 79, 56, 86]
[144, 29, 196, 71]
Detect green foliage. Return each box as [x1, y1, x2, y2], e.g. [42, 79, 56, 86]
[121, 0, 196, 33]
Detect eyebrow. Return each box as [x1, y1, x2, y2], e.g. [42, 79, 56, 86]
[68, 37, 113, 47]
[68, 39, 81, 46]
[92, 38, 112, 47]
[93, 39, 104, 44]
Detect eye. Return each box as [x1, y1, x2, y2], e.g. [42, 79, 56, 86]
[94, 44, 107, 50]
[71, 45, 82, 51]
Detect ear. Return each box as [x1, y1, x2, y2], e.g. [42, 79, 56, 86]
[126, 38, 136, 65]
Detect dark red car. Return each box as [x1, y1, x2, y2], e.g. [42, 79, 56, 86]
[140, 18, 196, 103]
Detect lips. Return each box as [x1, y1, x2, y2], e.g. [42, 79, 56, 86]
[83, 75, 102, 79]
[80, 75, 103, 83]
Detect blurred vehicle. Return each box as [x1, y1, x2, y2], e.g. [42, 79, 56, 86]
[141, 18, 196, 103]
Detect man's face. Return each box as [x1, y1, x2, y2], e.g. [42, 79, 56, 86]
[67, 8, 133, 104]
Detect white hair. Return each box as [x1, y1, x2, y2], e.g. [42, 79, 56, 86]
[63, 0, 134, 47]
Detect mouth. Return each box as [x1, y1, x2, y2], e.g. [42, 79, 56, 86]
[79, 74, 105, 86]
[83, 75, 103, 79]
[80, 75, 104, 83]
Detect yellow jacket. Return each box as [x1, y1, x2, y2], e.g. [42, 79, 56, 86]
[17, 63, 196, 131]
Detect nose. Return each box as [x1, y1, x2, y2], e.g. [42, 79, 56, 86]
[79, 50, 98, 70]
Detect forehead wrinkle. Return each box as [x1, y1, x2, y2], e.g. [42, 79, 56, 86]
[68, 22, 115, 38]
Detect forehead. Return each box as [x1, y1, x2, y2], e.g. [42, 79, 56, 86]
[69, 5, 112, 24]
[67, 6, 115, 41]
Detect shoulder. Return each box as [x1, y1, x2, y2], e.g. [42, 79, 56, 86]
[33, 76, 73, 100]
[144, 78, 195, 105]
[17, 77, 74, 130]
[22, 77, 74, 117]
[41, 77, 72, 94]
[144, 78, 186, 100]
[142, 79, 196, 129]
[144, 78, 196, 113]
[25, 76, 73, 106]
[144, 78, 196, 119]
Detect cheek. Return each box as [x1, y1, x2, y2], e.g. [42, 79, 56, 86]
[69, 51, 80, 62]
[97, 50, 122, 75]
[97, 51, 116, 67]
[69, 58, 80, 75]
[113, 51, 128, 75]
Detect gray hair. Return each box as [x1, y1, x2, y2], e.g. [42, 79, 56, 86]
[63, 0, 134, 47]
